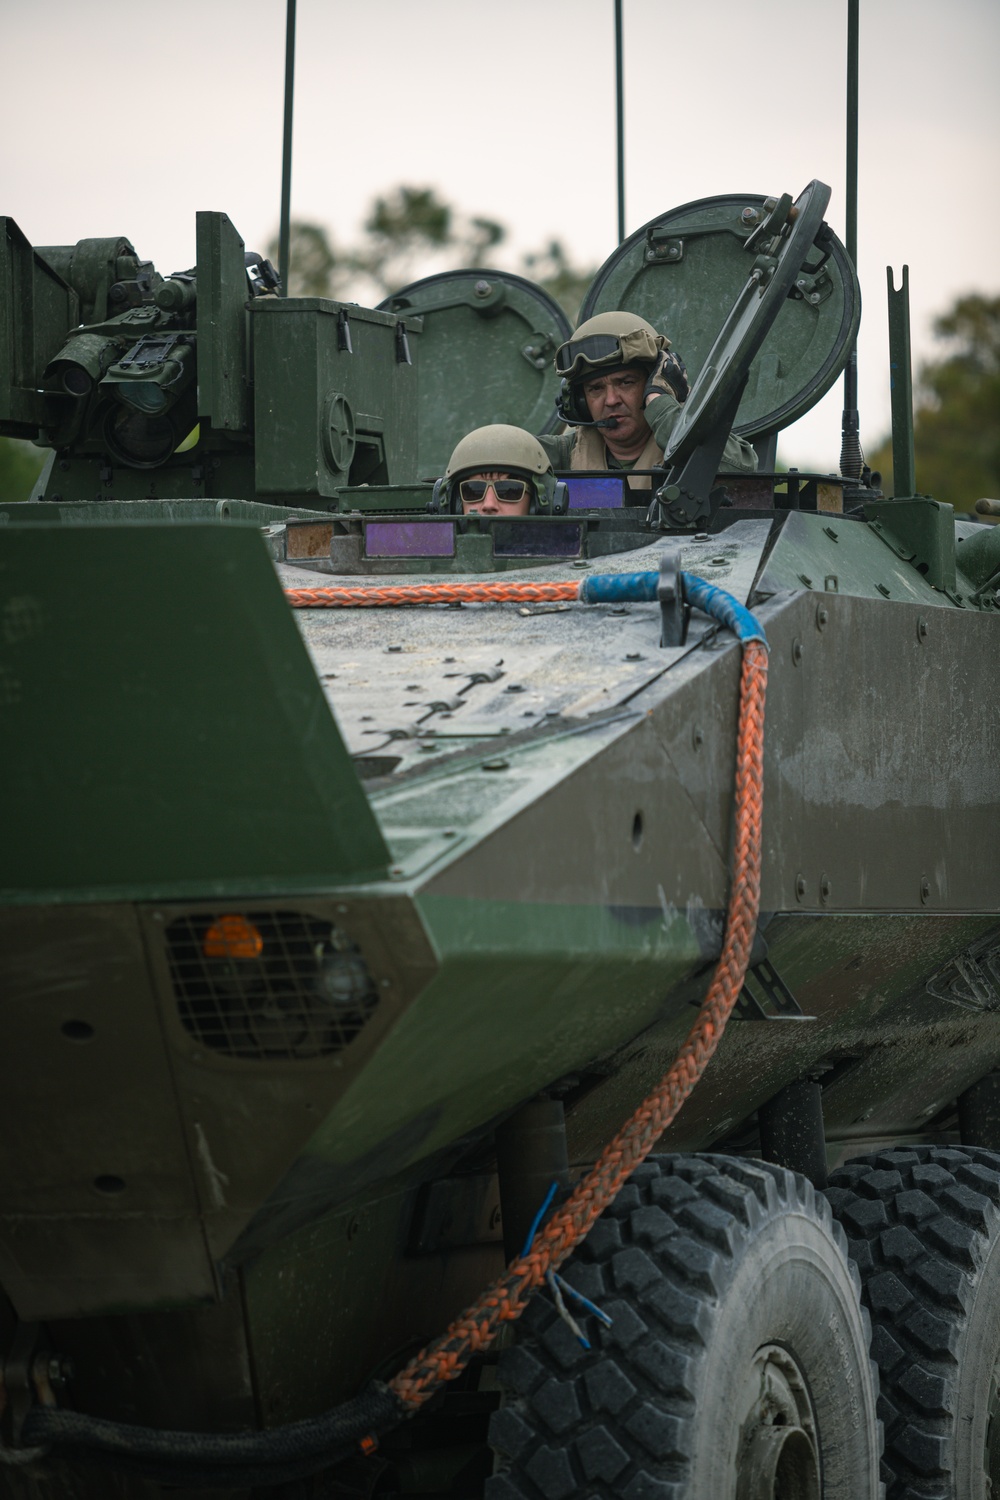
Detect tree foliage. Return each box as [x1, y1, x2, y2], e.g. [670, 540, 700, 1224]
[867, 293, 1000, 514]
[267, 185, 595, 322]
[0, 437, 45, 502]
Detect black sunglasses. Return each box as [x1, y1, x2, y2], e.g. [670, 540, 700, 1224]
[459, 479, 529, 504]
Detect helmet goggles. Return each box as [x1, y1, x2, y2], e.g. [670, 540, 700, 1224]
[555, 325, 666, 382]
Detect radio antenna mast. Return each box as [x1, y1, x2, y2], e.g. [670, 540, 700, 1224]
[615, 0, 625, 244]
[839, 0, 862, 479]
[278, 0, 297, 297]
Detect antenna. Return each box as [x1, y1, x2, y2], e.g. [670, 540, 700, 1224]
[615, 0, 625, 244]
[887, 266, 916, 497]
[839, 0, 862, 479]
[278, 0, 297, 297]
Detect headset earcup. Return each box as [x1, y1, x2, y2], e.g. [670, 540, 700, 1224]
[429, 476, 448, 513]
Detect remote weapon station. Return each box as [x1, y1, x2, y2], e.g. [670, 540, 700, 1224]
[1, 8, 999, 1500]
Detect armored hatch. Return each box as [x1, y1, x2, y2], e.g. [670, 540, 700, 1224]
[578, 191, 860, 442]
[377, 269, 570, 478]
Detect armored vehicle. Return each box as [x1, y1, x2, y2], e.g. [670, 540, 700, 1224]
[1, 174, 999, 1500]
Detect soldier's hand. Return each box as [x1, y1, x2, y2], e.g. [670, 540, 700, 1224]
[644, 350, 689, 406]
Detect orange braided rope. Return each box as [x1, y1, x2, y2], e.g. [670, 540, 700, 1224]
[387, 637, 769, 1411]
[285, 581, 580, 608]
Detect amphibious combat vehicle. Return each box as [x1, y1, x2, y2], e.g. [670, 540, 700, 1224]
[2, 173, 1000, 1500]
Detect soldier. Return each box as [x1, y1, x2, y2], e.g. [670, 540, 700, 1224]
[539, 310, 757, 488]
[439, 424, 564, 517]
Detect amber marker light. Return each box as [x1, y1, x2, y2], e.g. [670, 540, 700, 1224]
[202, 914, 264, 960]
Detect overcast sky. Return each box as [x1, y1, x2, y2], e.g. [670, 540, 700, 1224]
[3, 0, 997, 468]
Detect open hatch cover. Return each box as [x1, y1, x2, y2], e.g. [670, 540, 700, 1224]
[379, 270, 571, 478]
[579, 192, 860, 439]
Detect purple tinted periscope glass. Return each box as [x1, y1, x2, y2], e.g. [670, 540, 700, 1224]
[565, 477, 624, 510]
[365, 521, 455, 558]
[492, 521, 583, 558]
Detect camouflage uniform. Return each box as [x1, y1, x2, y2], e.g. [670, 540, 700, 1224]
[538, 393, 757, 488]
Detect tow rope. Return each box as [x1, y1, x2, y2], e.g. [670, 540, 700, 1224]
[372, 574, 769, 1413]
[18, 574, 768, 1483]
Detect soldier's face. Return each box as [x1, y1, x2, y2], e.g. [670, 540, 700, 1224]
[582, 366, 650, 447]
[459, 471, 530, 516]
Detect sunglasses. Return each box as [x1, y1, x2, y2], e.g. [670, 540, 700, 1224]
[459, 479, 529, 505]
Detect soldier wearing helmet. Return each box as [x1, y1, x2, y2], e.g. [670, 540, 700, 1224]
[436, 424, 567, 516]
[539, 311, 757, 488]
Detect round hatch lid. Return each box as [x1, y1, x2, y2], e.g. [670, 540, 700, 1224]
[578, 192, 860, 438]
[378, 269, 571, 478]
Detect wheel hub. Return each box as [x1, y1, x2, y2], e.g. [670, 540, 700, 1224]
[735, 1343, 821, 1500]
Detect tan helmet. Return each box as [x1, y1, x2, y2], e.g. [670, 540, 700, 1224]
[445, 423, 551, 480]
[440, 424, 560, 513]
[554, 311, 672, 384]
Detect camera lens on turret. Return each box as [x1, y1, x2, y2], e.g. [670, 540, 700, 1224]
[61, 366, 93, 397]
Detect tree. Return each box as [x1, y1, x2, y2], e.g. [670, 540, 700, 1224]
[0, 437, 45, 502]
[520, 239, 595, 326]
[867, 293, 1000, 514]
[267, 186, 595, 321]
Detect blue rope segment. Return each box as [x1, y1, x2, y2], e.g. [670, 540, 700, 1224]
[578, 570, 769, 649]
[577, 571, 658, 605]
[551, 1271, 614, 1328]
[520, 1179, 561, 1259]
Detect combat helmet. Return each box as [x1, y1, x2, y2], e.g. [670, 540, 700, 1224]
[433, 424, 567, 514]
[555, 311, 673, 424]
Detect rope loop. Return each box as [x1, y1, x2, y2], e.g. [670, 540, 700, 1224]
[388, 634, 768, 1412]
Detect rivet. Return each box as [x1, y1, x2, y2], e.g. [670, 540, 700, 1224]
[692, 725, 705, 749]
[795, 875, 807, 902]
[815, 605, 829, 630]
[920, 876, 931, 905]
[792, 638, 804, 665]
[820, 875, 832, 902]
[625, 652, 644, 662]
[482, 758, 510, 771]
[917, 617, 929, 642]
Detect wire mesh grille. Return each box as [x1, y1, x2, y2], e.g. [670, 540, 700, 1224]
[165, 911, 379, 1060]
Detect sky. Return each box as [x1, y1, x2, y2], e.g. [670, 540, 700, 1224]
[3, 0, 997, 469]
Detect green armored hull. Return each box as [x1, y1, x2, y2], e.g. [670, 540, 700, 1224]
[2, 183, 1000, 1498]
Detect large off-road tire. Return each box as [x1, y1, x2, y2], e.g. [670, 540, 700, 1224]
[826, 1145, 1000, 1500]
[488, 1154, 881, 1499]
